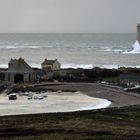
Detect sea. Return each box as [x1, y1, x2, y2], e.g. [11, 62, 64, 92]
[0, 33, 140, 69]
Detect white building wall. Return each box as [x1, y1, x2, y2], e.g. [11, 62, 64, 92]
[53, 61, 61, 70]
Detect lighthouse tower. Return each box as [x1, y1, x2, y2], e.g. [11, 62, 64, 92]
[137, 23, 140, 43]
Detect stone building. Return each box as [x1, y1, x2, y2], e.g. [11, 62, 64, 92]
[5, 58, 36, 83]
[41, 59, 61, 71]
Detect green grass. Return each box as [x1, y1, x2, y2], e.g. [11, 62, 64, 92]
[6, 133, 116, 140]
[0, 106, 140, 140]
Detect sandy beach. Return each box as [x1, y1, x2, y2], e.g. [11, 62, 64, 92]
[36, 82, 140, 107]
[0, 82, 140, 116]
[0, 91, 111, 116]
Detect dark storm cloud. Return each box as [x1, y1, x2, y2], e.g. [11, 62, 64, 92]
[0, 0, 140, 33]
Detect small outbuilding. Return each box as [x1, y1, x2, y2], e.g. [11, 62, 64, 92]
[41, 58, 61, 71]
[5, 58, 36, 83]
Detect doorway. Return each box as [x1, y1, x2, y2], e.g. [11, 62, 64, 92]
[14, 74, 24, 83]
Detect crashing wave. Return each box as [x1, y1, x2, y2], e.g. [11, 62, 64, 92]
[61, 64, 93, 69]
[123, 40, 140, 54]
[5, 46, 17, 49]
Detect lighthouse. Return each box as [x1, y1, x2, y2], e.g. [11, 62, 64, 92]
[137, 23, 140, 43]
[122, 23, 140, 54]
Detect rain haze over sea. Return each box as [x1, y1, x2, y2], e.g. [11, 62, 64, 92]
[0, 33, 140, 69]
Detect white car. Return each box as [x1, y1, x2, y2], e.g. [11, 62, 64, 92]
[38, 96, 44, 100]
[33, 96, 44, 100]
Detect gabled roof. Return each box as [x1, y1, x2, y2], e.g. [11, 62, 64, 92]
[7, 58, 34, 73]
[42, 59, 57, 65]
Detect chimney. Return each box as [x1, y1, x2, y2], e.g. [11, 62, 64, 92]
[137, 23, 140, 43]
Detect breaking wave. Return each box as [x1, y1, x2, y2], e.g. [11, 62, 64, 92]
[0, 63, 94, 69]
[0, 64, 8, 68]
[61, 64, 93, 69]
[6, 46, 17, 49]
[123, 40, 140, 54]
[1, 63, 140, 70]
[28, 46, 40, 49]
[99, 46, 123, 53]
[102, 48, 123, 53]
[0, 45, 18, 49]
[26, 64, 140, 69]
[0, 45, 41, 49]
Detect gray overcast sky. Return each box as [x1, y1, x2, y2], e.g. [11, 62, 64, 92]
[0, 0, 140, 33]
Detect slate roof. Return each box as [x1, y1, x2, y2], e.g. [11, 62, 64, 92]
[7, 58, 34, 73]
[42, 59, 57, 65]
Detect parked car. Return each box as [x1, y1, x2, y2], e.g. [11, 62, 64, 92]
[33, 95, 44, 100]
[41, 93, 47, 98]
[38, 96, 44, 100]
[42, 95, 47, 98]
[28, 96, 32, 100]
[33, 96, 38, 99]
[57, 90, 62, 93]
[9, 93, 17, 100]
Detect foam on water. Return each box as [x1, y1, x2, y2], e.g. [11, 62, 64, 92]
[99, 65, 119, 69]
[0, 45, 18, 49]
[1, 63, 140, 69]
[0, 64, 8, 68]
[0, 45, 41, 49]
[102, 48, 123, 53]
[123, 40, 140, 54]
[28, 46, 40, 49]
[6, 46, 18, 49]
[99, 65, 140, 69]
[30, 64, 41, 68]
[30, 64, 94, 69]
[61, 64, 93, 69]
[99, 46, 123, 53]
[111, 49, 123, 53]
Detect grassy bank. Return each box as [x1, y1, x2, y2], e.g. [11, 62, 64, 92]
[0, 105, 140, 140]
